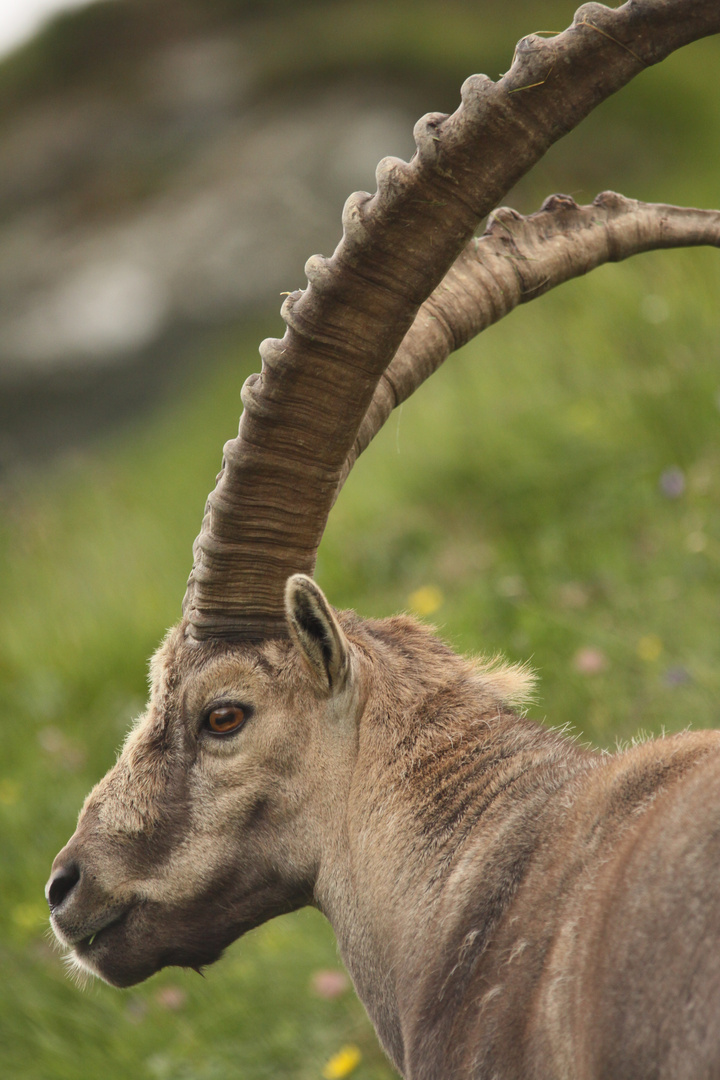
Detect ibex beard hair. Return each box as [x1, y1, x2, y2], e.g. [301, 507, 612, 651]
[47, 2, 720, 1078]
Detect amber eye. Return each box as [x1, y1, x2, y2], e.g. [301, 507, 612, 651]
[205, 705, 246, 735]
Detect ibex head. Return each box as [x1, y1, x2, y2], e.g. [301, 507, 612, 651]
[48, 576, 363, 987]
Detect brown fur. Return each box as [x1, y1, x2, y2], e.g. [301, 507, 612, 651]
[46, 582, 720, 1077]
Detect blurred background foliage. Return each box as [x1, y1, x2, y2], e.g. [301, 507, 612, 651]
[1, 1, 719, 1077]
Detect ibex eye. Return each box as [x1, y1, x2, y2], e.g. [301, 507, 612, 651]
[204, 705, 247, 735]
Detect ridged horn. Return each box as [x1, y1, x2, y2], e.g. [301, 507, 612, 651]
[183, 0, 720, 641]
[336, 192, 720, 495]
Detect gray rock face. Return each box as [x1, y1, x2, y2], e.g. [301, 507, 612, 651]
[0, 38, 419, 376]
[0, 9, 452, 470]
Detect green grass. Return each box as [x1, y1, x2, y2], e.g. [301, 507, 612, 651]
[1, 7, 720, 1079]
[2, 244, 719, 1079]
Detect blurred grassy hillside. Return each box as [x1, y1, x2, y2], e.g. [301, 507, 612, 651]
[1, 2, 719, 1078]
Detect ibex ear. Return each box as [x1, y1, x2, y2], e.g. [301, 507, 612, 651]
[284, 574, 350, 695]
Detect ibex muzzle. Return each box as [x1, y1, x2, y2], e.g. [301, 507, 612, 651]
[47, 1, 720, 1077]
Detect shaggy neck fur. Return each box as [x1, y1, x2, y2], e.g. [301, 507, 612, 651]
[310, 615, 587, 1071]
[312, 615, 720, 1078]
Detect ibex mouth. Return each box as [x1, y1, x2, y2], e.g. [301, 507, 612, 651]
[61, 909, 136, 987]
[49, 899, 129, 950]
[75, 912, 126, 954]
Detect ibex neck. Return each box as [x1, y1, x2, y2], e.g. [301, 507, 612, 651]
[314, 617, 594, 1073]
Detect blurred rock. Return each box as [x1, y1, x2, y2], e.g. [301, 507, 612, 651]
[0, 82, 416, 373]
[0, 0, 458, 472]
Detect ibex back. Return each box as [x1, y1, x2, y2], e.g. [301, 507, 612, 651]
[46, 2, 720, 1077]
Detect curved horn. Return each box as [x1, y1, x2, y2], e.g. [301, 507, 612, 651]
[336, 192, 720, 496]
[183, 0, 720, 641]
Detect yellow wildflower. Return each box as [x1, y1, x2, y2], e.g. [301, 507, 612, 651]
[408, 585, 444, 617]
[637, 635, 663, 662]
[0, 779, 20, 806]
[322, 1044, 362, 1079]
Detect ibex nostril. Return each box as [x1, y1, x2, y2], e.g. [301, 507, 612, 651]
[46, 863, 80, 911]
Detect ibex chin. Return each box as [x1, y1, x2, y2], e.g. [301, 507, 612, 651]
[46, 2, 720, 1077]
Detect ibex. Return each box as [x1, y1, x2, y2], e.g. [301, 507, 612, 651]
[46, 2, 720, 1077]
